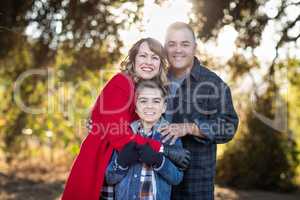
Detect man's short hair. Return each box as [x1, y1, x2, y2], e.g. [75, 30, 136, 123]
[165, 22, 196, 42]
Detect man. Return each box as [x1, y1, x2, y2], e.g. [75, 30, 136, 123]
[159, 22, 239, 200]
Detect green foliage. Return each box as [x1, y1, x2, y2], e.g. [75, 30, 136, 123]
[0, 0, 140, 161]
[217, 59, 300, 191]
[227, 53, 259, 80]
[0, 39, 115, 161]
[0, 0, 143, 58]
[217, 102, 299, 191]
[285, 59, 300, 180]
[191, 0, 299, 49]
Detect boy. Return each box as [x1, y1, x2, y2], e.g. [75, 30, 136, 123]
[105, 80, 184, 200]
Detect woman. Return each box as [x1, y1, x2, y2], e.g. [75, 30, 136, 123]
[62, 38, 190, 200]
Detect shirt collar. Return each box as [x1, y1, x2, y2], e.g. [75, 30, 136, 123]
[190, 57, 202, 81]
[168, 56, 202, 82]
[130, 117, 169, 136]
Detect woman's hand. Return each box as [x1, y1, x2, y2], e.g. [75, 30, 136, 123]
[86, 118, 93, 132]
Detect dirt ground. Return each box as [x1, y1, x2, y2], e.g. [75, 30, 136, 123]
[0, 162, 299, 200]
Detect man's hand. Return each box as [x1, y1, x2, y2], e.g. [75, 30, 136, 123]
[159, 123, 193, 145]
[163, 144, 191, 170]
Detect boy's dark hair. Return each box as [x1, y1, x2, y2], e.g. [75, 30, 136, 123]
[135, 79, 168, 99]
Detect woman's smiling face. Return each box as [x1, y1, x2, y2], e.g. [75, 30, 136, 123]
[134, 41, 161, 80]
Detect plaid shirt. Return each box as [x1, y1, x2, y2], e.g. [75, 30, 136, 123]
[100, 181, 114, 200]
[166, 57, 239, 200]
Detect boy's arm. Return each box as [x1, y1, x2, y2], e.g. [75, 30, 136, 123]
[105, 151, 129, 185]
[153, 139, 184, 185]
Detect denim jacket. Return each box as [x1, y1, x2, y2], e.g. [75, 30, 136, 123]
[105, 118, 183, 200]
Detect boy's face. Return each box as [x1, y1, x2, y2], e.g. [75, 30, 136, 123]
[135, 87, 166, 125]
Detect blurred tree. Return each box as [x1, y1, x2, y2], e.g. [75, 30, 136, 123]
[216, 59, 300, 191]
[191, 0, 299, 48]
[0, 0, 144, 69]
[190, 0, 299, 76]
[0, 0, 143, 162]
[216, 101, 299, 191]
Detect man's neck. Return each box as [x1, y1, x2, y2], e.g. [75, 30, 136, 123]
[171, 60, 194, 79]
[171, 67, 192, 79]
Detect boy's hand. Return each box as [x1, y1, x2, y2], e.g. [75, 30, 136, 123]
[117, 142, 139, 168]
[137, 144, 163, 167]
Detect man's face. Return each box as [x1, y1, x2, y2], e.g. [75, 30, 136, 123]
[165, 28, 196, 73]
[135, 87, 166, 125]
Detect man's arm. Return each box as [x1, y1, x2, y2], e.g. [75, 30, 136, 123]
[160, 84, 238, 145]
[193, 84, 239, 144]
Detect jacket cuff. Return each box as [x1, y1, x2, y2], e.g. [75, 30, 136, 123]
[153, 156, 165, 171]
[114, 158, 129, 171]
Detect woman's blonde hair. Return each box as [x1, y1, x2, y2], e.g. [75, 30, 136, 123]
[121, 37, 168, 87]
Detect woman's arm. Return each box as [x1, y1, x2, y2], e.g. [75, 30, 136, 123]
[90, 73, 161, 151]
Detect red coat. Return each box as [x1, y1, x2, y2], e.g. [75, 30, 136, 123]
[62, 73, 161, 200]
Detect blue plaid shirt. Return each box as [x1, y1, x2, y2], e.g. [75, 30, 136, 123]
[166, 57, 239, 200]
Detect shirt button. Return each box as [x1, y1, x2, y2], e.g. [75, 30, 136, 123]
[134, 174, 138, 178]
